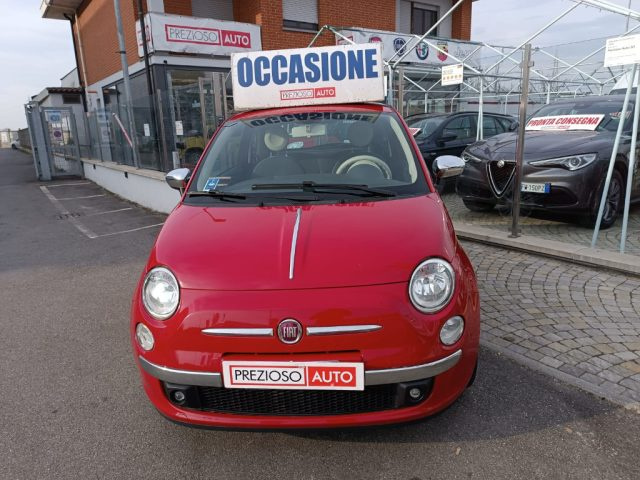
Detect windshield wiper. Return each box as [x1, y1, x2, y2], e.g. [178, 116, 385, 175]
[186, 190, 321, 203]
[186, 190, 247, 201]
[252, 181, 396, 197]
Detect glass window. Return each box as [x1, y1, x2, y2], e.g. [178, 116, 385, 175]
[188, 109, 428, 204]
[411, 5, 438, 35]
[406, 116, 447, 137]
[442, 116, 474, 140]
[483, 116, 499, 137]
[283, 0, 318, 31]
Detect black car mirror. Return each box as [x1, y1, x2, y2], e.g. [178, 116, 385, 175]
[508, 122, 519, 132]
[166, 168, 191, 191]
[433, 155, 465, 179]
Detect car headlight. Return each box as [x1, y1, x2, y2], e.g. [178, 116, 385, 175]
[462, 152, 482, 163]
[409, 259, 455, 313]
[142, 267, 180, 320]
[530, 153, 596, 171]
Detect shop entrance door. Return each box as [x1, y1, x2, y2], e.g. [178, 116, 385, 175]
[168, 71, 228, 169]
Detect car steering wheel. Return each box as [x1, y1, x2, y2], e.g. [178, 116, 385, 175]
[334, 155, 392, 179]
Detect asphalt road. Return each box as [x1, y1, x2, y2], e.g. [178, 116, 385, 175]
[2, 148, 640, 480]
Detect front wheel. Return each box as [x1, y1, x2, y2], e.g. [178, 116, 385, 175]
[463, 199, 496, 212]
[582, 169, 623, 230]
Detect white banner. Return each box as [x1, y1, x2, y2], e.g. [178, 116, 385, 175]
[525, 115, 605, 132]
[136, 13, 261, 57]
[336, 28, 478, 67]
[604, 34, 640, 68]
[231, 44, 385, 110]
[442, 64, 464, 86]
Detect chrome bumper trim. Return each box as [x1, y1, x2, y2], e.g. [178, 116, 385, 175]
[364, 350, 462, 386]
[202, 328, 273, 337]
[138, 349, 462, 389]
[306, 325, 382, 336]
[138, 356, 223, 387]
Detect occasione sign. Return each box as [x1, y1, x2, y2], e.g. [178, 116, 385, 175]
[136, 13, 261, 57]
[231, 44, 385, 110]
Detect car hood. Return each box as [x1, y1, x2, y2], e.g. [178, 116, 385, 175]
[469, 130, 617, 161]
[149, 195, 456, 291]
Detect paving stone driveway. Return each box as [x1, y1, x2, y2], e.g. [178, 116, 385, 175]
[462, 240, 640, 406]
[444, 193, 640, 256]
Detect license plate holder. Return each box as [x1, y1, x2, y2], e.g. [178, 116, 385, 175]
[521, 182, 551, 193]
[222, 360, 365, 391]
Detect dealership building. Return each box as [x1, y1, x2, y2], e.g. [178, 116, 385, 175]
[37, 0, 475, 211]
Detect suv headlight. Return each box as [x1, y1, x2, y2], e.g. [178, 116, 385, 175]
[142, 267, 180, 320]
[462, 152, 482, 163]
[530, 153, 596, 171]
[409, 259, 455, 313]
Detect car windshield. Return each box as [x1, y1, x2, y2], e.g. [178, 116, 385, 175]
[531, 100, 633, 132]
[406, 116, 446, 137]
[188, 109, 428, 204]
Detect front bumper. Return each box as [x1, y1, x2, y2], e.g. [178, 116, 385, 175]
[138, 349, 462, 387]
[132, 270, 479, 428]
[457, 158, 604, 212]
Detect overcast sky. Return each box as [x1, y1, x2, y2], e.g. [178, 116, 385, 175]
[0, 0, 639, 129]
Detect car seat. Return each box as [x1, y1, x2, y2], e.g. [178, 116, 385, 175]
[252, 126, 304, 177]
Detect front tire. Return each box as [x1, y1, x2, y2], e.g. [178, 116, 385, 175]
[582, 169, 623, 230]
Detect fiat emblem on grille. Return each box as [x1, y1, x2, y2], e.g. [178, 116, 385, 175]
[277, 319, 303, 344]
[497, 160, 505, 168]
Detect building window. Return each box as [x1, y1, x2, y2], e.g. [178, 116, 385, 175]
[282, 0, 318, 32]
[411, 3, 438, 36]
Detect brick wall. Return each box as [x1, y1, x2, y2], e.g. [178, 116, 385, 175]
[75, 0, 192, 86]
[74, 0, 472, 87]
[234, 0, 396, 50]
[451, 0, 472, 41]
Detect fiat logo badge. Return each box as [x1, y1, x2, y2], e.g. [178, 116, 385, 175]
[277, 319, 303, 344]
[497, 160, 505, 168]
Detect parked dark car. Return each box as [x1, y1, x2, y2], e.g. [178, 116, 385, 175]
[405, 111, 517, 190]
[456, 95, 640, 228]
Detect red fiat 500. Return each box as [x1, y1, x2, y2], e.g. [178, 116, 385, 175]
[131, 102, 479, 429]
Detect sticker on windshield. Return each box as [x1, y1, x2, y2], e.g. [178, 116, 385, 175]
[203, 177, 231, 191]
[408, 127, 421, 137]
[526, 114, 605, 132]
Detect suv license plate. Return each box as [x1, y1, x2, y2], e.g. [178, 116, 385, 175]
[521, 182, 550, 194]
[222, 361, 365, 390]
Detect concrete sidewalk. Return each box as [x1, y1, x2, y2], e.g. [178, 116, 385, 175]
[442, 192, 640, 276]
[462, 241, 640, 410]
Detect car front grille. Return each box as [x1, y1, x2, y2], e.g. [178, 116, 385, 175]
[197, 385, 397, 416]
[487, 161, 515, 196]
[163, 379, 433, 416]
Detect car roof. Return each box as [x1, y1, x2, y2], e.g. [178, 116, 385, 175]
[229, 102, 391, 121]
[405, 111, 514, 121]
[547, 94, 627, 105]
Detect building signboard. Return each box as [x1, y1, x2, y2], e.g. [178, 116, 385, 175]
[136, 13, 262, 57]
[336, 28, 478, 67]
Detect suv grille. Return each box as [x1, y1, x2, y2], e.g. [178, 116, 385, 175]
[488, 161, 515, 196]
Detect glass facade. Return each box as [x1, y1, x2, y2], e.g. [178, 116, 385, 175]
[84, 65, 232, 172]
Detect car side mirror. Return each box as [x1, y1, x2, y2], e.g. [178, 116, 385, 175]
[166, 168, 191, 191]
[437, 134, 457, 146]
[433, 155, 465, 179]
[508, 122, 519, 132]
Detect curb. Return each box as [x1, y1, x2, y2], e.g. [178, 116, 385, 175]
[455, 223, 640, 277]
[480, 338, 640, 414]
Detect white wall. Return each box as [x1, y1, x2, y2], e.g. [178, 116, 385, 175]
[396, 0, 453, 38]
[83, 160, 181, 214]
